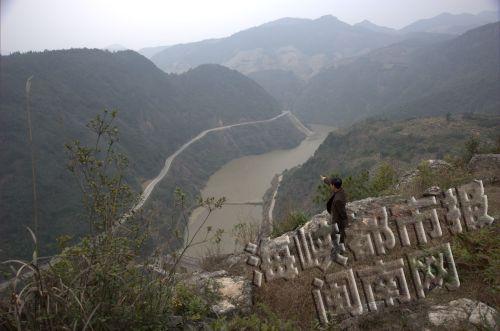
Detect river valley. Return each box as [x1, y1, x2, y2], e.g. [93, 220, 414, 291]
[184, 124, 335, 258]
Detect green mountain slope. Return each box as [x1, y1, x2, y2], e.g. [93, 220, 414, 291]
[272, 114, 500, 222]
[293, 22, 500, 126]
[247, 69, 305, 108]
[0, 48, 280, 261]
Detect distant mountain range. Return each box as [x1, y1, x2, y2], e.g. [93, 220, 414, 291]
[354, 20, 397, 34]
[103, 45, 171, 58]
[400, 11, 498, 35]
[137, 45, 170, 58]
[150, 15, 401, 79]
[294, 22, 500, 125]
[149, 11, 497, 79]
[145, 11, 497, 111]
[0, 49, 280, 261]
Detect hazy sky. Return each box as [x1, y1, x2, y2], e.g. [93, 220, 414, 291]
[1, 0, 498, 53]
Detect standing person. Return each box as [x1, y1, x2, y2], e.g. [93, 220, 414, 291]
[320, 175, 348, 254]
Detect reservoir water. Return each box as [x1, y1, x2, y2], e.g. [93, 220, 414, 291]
[184, 124, 335, 258]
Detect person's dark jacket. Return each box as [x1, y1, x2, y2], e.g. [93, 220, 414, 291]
[326, 188, 348, 226]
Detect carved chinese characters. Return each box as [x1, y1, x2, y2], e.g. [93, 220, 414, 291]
[244, 180, 495, 324]
[348, 206, 395, 260]
[407, 242, 460, 298]
[313, 268, 363, 324]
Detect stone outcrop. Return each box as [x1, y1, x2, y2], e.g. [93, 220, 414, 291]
[185, 270, 252, 317]
[338, 297, 500, 330]
[192, 156, 499, 327]
[427, 298, 498, 330]
[271, 193, 407, 246]
[247, 177, 496, 328]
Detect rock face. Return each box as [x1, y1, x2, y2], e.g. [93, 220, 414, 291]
[468, 153, 500, 183]
[248, 178, 497, 328]
[427, 298, 499, 330]
[211, 275, 252, 316]
[422, 185, 443, 197]
[271, 194, 407, 246]
[186, 270, 252, 317]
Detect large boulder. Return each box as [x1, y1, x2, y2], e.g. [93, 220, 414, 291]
[427, 298, 498, 330]
[338, 298, 499, 330]
[186, 270, 252, 317]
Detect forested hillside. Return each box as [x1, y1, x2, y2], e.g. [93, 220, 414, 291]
[247, 70, 306, 108]
[0, 48, 281, 261]
[272, 114, 500, 222]
[293, 22, 500, 125]
[144, 114, 306, 253]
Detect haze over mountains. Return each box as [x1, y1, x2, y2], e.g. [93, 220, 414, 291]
[399, 10, 498, 34]
[151, 14, 400, 79]
[148, 10, 498, 116]
[149, 11, 497, 77]
[295, 22, 500, 125]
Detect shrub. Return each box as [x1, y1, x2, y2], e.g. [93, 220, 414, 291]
[0, 110, 226, 329]
[272, 212, 309, 237]
[462, 135, 481, 164]
[370, 161, 398, 195]
[232, 221, 260, 251]
[400, 159, 472, 198]
[452, 221, 500, 296]
[313, 162, 398, 207]
[170, 282, 219, 321]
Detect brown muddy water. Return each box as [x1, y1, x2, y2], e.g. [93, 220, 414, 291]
[184, 124, 335, 258]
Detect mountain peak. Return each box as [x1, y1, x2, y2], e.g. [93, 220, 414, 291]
[355, 19, 379, 27]
[354, 20, 397, 34]
[315, 14, 340, 21]
[260, 17, 310, 28]
[358, 19, 372, 24]
[103, 44, 128, 52]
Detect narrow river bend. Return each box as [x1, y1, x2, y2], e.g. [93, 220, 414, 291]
[184, 124, 335, 258]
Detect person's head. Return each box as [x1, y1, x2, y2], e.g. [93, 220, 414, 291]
[326, 177, 342, 192]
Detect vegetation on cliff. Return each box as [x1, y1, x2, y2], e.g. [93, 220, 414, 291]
[273, 113, 500, 223]
[0, 111, 228, 329]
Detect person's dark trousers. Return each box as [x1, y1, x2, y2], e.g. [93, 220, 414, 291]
[333, 219, 348, 245]
[338, 218, 347, 244]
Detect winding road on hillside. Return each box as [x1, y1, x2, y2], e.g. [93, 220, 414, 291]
[134, 110, 313, 271]
[0, 111, 313, 289]
[130, 110, 312, 215]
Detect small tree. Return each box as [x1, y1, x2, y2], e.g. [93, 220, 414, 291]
[65, 109, 134, 235]
[1, 110, 225, 329]
[370, 161, 397, 195]
[446, 112, 452, 122]
[462, 135, 480, 164]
